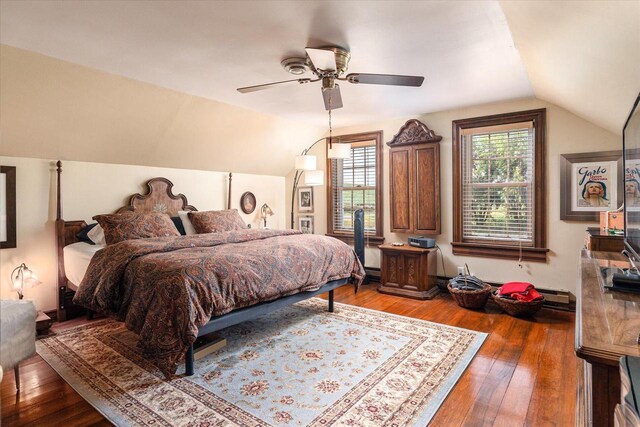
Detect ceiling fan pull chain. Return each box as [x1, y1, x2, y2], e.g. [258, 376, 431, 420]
[328, 102, 333, 149]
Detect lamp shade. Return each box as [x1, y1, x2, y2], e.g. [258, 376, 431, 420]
[304, 170, 324, 186]
[260, 203, 274, 217]
[327, 143, 352, 159]
[11, 263, 41, 299]
[295, 155, 317, 171]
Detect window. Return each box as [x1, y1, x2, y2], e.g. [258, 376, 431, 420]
[452, 109, 548, 261]
[327, 131, 384, 245]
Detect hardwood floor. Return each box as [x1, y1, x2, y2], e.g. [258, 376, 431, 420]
[1, 284, 576, 426]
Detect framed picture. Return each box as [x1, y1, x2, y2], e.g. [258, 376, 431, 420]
[298, 216, 314, 234]
[297, 186, 314, 213]
[0, 166, 16, 249]
[240, 191, 256, 214]
[560, 151, 622, 221]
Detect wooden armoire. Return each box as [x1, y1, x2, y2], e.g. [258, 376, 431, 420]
[388, 119, 442, 235]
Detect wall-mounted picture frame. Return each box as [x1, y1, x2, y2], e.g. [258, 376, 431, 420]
[298, 216, 314, 234]
[0, 166, 17, 249]
[240, 191, 256, 214]
[297, 186, 314, 213]
[560, 150, 623, 221]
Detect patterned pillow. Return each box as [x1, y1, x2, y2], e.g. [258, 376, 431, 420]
[188, 209, 247, 234]
[93, 212, 180, 245]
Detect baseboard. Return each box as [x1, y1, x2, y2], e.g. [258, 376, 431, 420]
[364, 267, 381, 283]
[436, 276, 575, 312]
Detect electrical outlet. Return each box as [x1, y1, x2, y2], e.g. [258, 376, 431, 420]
[457, 266, 465, 275]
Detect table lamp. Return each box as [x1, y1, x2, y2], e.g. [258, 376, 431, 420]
[261, 203, 274, 228]
[11, 263, 41, 300]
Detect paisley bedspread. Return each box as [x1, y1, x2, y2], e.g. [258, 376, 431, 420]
[73, 229, 364, 375]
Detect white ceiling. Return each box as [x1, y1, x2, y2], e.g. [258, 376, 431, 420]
[500, 0, 640, 136]
[0, 0, 534, 129]
[0, 1, 637, 133]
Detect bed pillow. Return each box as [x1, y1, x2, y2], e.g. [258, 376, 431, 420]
[188, 209, 248, 234]
[76, 223, 98, 244]
[171, 216, 186, 235]
[178, 210, 197, 235]
[86, 223, 107, 246]
[93, 212, 180, 245]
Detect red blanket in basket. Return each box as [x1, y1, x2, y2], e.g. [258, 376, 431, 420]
[498, 282, 543, 302]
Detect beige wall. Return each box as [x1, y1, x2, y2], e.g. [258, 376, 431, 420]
[0, 43, 623, 304]
[297, 98, 620, 295]
[0, 45, 324, 176]
[0, 156, 286, 311]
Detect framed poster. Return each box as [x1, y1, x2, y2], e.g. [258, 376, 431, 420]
[298, 216, 314, 234]
[297, 186, 314, 213]
[0, 166, 16, 249]
[560, 151, 622, 221]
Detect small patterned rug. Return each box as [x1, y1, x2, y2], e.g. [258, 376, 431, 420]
[37, 299, 486, 426]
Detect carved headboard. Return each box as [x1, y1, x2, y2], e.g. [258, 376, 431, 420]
[115, 177, 197, 215]
[54, 160, 233, 321]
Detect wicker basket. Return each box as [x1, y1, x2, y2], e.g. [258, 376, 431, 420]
[447, 282, 492, 310]
[491, 291, 544, 317]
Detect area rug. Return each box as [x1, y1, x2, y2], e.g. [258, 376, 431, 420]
[37, 299, 486, 426]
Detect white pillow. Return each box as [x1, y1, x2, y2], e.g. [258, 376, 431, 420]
[178, 211, 197, 235]
[87, 224, 107, 246]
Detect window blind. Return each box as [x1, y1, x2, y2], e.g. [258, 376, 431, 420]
[461, 122, 535, 244]
[331, 143, 377, 233]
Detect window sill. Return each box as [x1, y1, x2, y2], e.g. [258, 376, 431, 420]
[451, 241, 549, 262]
[326, 233, 385, 247]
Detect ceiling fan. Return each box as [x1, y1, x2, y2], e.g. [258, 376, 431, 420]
[236, 47, 424, 110]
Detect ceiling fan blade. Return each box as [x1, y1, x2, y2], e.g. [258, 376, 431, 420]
[322, 84, 343, 111]
[305, 47, 337, 72]
[237, 78, 310, 93]
[346, 73, 424, 87]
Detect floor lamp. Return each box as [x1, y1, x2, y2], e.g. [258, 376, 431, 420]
[290, 138, 351, 229]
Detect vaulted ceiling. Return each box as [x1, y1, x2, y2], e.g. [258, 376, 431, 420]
[0, 1, 638, 134]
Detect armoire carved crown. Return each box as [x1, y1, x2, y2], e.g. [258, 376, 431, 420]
[387, 119, 442, 147]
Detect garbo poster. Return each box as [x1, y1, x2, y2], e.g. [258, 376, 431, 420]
[571, 161, 618, 211]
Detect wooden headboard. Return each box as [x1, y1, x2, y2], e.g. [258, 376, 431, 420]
[115, 177, 197, 215]
[55, 160, 233, 321]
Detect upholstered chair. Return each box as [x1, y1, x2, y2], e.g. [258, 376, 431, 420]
[0, 299, 37, 390]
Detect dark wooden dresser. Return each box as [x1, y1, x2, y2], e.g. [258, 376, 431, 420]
[576, 250, 640, 426]
[585, 227, 625, 253]
[378, 243, 438, 299]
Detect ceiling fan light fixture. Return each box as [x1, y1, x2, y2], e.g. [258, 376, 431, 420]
[238, 45, 424, 110]
[321, 77, 335, 90]
[281, 57, 309, 75]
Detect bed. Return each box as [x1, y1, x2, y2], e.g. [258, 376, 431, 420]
[54, 161, 364, 376]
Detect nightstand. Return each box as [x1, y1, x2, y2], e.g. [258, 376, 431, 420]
[378, 243, 439, 300]
[36, 311, 53, 336]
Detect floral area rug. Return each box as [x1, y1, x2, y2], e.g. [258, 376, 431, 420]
[37, 299, 486, 426]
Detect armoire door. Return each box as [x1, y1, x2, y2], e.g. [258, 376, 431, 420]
[414, 144, 441, 234]
[389, 147, 412, 233]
